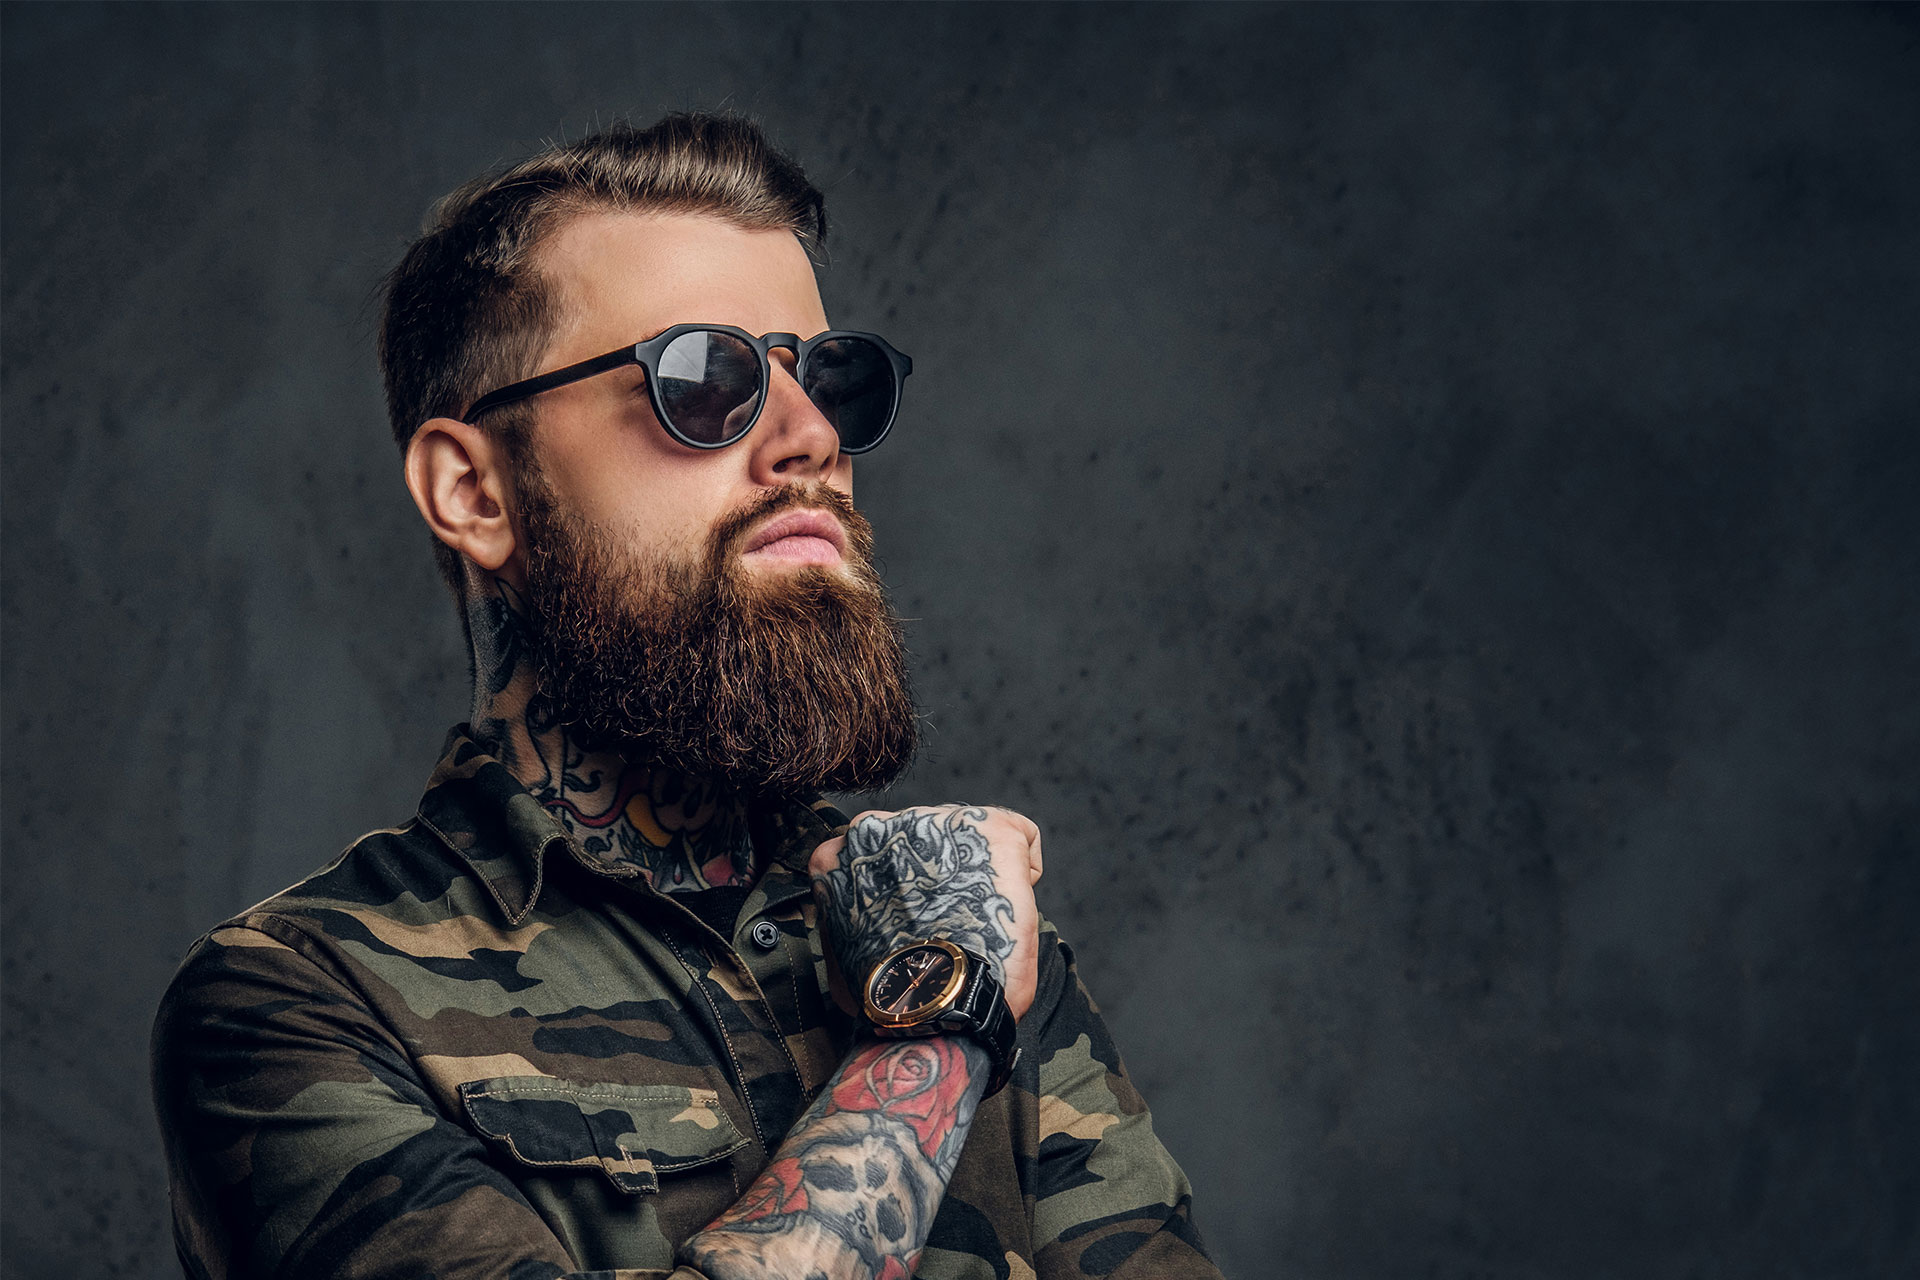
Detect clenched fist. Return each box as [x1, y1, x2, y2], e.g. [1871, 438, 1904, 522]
[810, 805, 1044, 1021]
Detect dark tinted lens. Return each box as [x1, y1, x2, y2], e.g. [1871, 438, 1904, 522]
[655, 330, 763, 445]
[802, 337, 896, 451]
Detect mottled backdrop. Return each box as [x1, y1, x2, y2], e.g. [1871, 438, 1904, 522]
[4, 4, 1916, 1277]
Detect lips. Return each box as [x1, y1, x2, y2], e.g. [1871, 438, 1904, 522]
[740, 507, 848, 564]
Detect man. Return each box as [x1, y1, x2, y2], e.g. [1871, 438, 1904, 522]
[153, 114, 1220, 1280]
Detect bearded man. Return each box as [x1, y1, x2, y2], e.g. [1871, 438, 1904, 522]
[152, 115, 1221, 1280]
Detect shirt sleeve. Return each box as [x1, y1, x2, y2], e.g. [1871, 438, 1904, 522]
[1024, 930, 1224, 1280]
[150, 920, 705, 1280]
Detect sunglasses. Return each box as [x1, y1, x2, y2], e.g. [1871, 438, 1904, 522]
[462, 324, 912, 454]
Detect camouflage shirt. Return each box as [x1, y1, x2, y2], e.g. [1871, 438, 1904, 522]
[152, 728, 1221, 1279]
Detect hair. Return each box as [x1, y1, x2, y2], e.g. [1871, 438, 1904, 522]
[379, 113, 828, 595]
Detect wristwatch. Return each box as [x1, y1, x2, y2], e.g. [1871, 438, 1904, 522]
[862, 938, 1019, 1096]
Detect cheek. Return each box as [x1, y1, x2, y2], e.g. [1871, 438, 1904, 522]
[544, 426, 734, 546]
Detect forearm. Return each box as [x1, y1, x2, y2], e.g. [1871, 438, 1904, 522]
[681, 1036, 990, 1280]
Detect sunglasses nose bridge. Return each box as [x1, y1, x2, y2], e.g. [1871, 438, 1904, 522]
[758, 333, 809, 392]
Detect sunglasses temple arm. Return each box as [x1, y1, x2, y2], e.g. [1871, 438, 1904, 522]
[464, 346, 641, 420]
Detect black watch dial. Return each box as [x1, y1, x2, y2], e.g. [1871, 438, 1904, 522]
[865, 940, 968, 1028]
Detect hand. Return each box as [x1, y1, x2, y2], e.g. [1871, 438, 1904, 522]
[809, 805, 1043, 1021]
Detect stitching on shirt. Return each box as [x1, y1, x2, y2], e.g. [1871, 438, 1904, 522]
[232, 916, 433, 1100]
[780, 932, 804, 1036]
[732, 945, 805, 1088]
[702, 899, 806, 1091]
[661, 929, 768, 1152]
[460, 1088, 745, 1176]
[508, 836, 554, 926]
[497, 1135, 594, 1171]
[490, 1135, 655, 1188]
[627, 1138, 749, 1173]
[775, 929, 814, 1089]
[463, 1083, 722, 1105]
[416, 811, 545, 924]
[626, 1138, 749, 1172]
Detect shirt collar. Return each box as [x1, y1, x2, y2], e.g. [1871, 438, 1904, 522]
[415, 725, 849, 925]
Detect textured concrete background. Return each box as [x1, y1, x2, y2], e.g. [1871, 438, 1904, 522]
[4, 3, 1917, 1277]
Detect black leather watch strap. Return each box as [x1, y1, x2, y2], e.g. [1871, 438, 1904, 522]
[951, 950, 1019, 1097]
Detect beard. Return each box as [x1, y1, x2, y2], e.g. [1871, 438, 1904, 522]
[514, 471, 918, 795]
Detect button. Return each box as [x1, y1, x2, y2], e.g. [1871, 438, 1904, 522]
[749, 920, 782, 951]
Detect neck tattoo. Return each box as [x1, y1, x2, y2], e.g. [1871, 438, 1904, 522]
[465, 575, 757, 892]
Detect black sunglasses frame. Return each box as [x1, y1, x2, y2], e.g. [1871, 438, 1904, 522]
[462, 324, 912, 454]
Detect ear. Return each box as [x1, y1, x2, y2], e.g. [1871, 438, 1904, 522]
[403, 417, 522, 582]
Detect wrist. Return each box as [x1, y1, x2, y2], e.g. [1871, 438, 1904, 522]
[860, 939, 1020, 1096]
[851, 1025, 993, 1078]
[946, 1033, 994, 1087]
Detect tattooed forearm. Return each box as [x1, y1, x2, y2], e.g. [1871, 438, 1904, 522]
[814, 807, 1018, 987]
[684, 1037, 991, 1280]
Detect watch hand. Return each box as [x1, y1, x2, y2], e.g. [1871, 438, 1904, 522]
[887, 966, 937, 1014]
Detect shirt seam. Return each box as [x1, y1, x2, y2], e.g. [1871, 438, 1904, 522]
[660, 928, 769, 1153]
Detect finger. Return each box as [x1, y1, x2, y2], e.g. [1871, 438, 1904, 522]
[808, 833, 846, 876]
[988, 808, 1040, 843]
[982, 809, 1043, 881]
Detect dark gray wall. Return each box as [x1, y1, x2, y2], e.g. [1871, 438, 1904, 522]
[4, 3, 1916, 1276]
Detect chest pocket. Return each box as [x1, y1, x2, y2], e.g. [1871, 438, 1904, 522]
[459, 1076, 748, 1195]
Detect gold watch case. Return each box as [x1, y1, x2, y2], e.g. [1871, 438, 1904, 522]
[862, 938, 971, 1029]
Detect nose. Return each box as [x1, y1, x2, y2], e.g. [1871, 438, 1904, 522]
[744, 339, 841, 485]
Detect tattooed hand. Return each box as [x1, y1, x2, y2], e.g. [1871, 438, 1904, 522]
[810, 805, 1044, 1021]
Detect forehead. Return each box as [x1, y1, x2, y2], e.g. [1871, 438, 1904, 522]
[533, 210, 828, 364]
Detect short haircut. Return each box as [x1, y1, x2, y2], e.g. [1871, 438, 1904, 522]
[379, 113, 827, 594]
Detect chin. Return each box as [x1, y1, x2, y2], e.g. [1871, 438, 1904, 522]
[731, 556, 861, 600]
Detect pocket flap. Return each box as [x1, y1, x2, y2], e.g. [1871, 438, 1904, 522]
[459, 1076, 747, 1194]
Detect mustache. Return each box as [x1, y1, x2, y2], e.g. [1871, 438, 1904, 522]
[707, 482, 874, 572]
